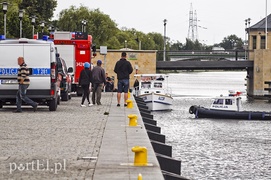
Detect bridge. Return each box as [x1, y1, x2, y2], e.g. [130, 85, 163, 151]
[156, 60, 254, 70]
[157, 50, 246, 61]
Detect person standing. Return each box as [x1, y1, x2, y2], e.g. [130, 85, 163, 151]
[114, 52, 133, 107]
[14, 57, 38, 113]
[91, 60, 106, 105]
[79, 62, 92, 107]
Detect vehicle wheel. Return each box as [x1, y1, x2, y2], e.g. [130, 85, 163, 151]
[61, 91, 69, 101]
[0, 101, 3, 108]
[49, 98, 57, 111]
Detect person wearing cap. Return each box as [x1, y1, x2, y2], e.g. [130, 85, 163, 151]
[114, 52, 133, 107]
[90, 60, 106, 105]
[79, 62, 92, 107]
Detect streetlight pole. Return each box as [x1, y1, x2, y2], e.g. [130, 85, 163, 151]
[48, 25, 55, 39]
[163, 19, 167, 61]
[19, 9, 24, 38]
[1, 1, 8, 38]
[125, 40, 127, 49]
[245, 19, 248, 60]
[265, 0, 268, 49]
[81, 20, 87, 32]
[40, 21, 45, 34]
[31, 16, 36, 38]
[245, 18, 251, 60]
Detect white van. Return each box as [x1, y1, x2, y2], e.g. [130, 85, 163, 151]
[0, 38, 59, 111]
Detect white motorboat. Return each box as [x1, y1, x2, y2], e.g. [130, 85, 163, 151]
[189, 91, 271, 120]
[133, 74, 173, 111]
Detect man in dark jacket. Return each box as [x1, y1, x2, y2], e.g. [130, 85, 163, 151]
[79, 62, 92, 107]
[114, 52, 133, 106]
[91, 60, 106, 105]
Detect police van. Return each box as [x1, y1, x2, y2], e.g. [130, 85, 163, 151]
[0, 38, 59, 111]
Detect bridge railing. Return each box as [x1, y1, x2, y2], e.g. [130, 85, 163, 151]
[157, 50, 246, 61]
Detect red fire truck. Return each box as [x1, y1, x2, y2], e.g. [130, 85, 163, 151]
[52, 31, 96, 96]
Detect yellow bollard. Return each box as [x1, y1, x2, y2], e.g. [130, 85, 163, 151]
[128, 114, 138, 126]
[138, 173, 143, 180]
[128, 91, 131, 99]
[131, 146, 148, 166]
[126, 99, 133, 108]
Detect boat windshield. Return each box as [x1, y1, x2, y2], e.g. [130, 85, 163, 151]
[141, 82, 151, 88]
[154, 82, 162, 88]
[213, 99, 223, 105]
[213, 98, 233, 105]
[225, 99, 233, 105]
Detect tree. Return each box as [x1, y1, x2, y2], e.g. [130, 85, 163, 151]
[170, 41, 184, 51]
[219, 35, 244, 50]
[105, 36, 121, 49]
[148, 32, 164, 50]
[0, 0, 57, 38]
[183, 38, 195, 50]
[57, 7, 118, 48]
[20, 0, 57, 21]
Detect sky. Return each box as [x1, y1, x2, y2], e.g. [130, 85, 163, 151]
[54, 0, 270, 45]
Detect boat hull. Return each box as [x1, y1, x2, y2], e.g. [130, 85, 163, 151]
[189, 105, 271, 120]
[139, 93, 173, 111]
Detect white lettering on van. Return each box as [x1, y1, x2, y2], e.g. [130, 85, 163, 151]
[0, 68, 18, 75]
[37, 68, 49, 75]
[32, 68, 50, 75]
[76, 62, 84, 67]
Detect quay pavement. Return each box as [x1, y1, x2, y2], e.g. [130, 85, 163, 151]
[0, 93, 164, 179]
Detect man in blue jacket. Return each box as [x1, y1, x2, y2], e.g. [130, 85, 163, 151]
[114, 52, 133, 107]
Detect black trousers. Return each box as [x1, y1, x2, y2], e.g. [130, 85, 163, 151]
[81, 84, 90, 104]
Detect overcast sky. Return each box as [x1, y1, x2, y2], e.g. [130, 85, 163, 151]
[54, 0, 270, 45]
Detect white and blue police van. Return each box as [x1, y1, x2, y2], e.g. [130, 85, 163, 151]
[0, 38, 60, 111]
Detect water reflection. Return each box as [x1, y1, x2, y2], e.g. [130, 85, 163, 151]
[154, 71, 271, 180]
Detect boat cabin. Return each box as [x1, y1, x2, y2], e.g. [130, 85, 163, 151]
[133, 74, 168, 96]
[210, 94, 242, 111]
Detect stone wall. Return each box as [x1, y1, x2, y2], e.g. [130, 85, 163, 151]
[91, 50, 157, 89]
[248, 30, 271, 61]
[248, 29, 271, 97]
[253, 49, 271, 96]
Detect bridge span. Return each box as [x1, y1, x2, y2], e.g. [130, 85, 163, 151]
[156, 60, 254, 70]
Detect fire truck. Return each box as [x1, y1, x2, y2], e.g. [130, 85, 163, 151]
[52, 31, 96, 96]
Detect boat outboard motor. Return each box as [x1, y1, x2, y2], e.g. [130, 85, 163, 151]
[189, 105, 197, 114]
[236, 97, 241, 111]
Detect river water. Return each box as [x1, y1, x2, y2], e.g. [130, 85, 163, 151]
[152, 71, 271, 180]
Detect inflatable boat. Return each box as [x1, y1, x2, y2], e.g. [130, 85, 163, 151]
[189, 91, 271, 120]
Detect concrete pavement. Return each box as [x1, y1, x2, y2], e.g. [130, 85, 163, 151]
[0, 92, 164, 179]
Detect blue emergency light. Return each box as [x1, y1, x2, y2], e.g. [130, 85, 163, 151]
[42, 35, 49, 41]
[0, 35, 6, 40]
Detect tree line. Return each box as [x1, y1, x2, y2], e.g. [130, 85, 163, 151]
[0, 1, 244, 53]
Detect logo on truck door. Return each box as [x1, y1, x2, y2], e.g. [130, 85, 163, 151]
[76, 62, 84, 67]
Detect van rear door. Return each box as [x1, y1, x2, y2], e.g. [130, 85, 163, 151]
[0, 44, 23, 93]
[23, 43, 51, 90]
[0, 40, 52, 98]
